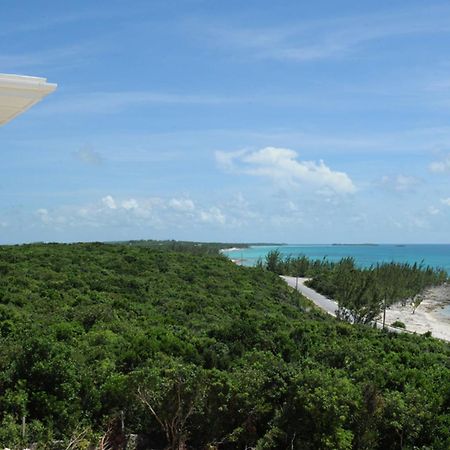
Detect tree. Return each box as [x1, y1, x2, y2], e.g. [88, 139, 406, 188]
[135, 360, 207, 450]
[265, 250, 283, 274]
[335, 271, 383, 325]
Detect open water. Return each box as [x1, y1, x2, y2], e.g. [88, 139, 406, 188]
[225, 244, 450, 273]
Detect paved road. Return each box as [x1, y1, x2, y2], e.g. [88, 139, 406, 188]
[281, 276, 338, 317]
[281, 275, 408, 334]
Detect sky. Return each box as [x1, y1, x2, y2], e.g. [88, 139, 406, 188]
[2, 0, 450, 244]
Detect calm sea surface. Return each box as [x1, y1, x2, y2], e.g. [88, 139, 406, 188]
[225, 244, 450, 273]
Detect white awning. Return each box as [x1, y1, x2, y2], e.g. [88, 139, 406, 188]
[0, 74, 57, 126]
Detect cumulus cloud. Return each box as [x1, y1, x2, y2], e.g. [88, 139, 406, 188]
[169, 198, 195, 212]
[215, 149, 247, 172]
[199, 207, 226, 225]
[36, 208, 50, 223]
[441, 197, 450, 206]
[215, 146, 355, 194]
[99, 196, 163, 219]
[380, 174, 422, 192]
[122, 198, 139, 210]
[429, 154, 450, 173]
[102, 195, 117, 209]
[32, 195, 231, 233]
[36, 208, 67, 227]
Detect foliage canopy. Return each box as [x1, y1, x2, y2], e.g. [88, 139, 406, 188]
[0, 243, 448, 449]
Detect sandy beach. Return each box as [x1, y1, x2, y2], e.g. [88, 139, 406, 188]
[385, 284, 450, 342]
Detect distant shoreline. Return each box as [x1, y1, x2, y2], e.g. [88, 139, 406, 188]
[222, 244, 450, 274]
[332, 243, 379, 247]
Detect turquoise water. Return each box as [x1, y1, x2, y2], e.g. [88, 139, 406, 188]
[225, 244, 450, 273]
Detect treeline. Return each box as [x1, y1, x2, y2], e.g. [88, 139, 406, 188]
[261, 250, 448, 324]
[111, 239, 251, 256]
[112, 240, 284, 256]
[0, 243, 449, 449]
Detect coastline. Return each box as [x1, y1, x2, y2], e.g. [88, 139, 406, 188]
[385, 284, 450, 342]
[220, 247, 242, 253]
[223, 244, 450, 274]
[231, 257, 450, 342]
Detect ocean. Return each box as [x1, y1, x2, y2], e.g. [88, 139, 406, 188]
[225, 244, 450, 273]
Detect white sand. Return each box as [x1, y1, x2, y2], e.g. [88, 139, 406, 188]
[220, 247, 241, 253]
[230, 259, 244, 265]
[385, 284, 450, 342]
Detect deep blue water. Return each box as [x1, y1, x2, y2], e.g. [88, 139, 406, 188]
[225, 244, 450, 273]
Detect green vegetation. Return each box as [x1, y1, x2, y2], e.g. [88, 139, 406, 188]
[0, 243, 449, 449]
[110, 240, 251, 256]
[391, 321, 406, 329]
[110, 240, 283, 256]
[261, 250, 447, 324]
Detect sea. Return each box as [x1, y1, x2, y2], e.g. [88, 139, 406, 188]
[225, 244, 450, 274]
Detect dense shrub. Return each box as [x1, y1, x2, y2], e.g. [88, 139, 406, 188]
[0, 243, 448, 449]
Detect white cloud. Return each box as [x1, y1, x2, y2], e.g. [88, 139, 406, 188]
[169, 198, 195, 212]
[32, 195, 230, 232]
[216, 146, 355, 194]
[102, 195, 117, 209]
[36, 208, 67, 227]
[101, 195, 159, 218]
[429, 154, 450, 173]
[36, 208, 49, 222]
[428, 206, 440, 215]
[215, 149, 247, 171]
[441, 197, 450, 206]
[199, 207, 226, 225]
[121, 198, 139, 210]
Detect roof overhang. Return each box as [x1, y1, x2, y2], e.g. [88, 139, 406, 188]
[0, 74, 57, 126]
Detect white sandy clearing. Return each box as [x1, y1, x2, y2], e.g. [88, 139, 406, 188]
[385, 284, 450, 342]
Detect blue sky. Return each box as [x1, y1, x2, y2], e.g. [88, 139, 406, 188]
[2, 0, 450, 244]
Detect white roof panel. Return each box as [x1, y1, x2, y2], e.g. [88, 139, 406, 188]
[0, 74, 57, 126]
